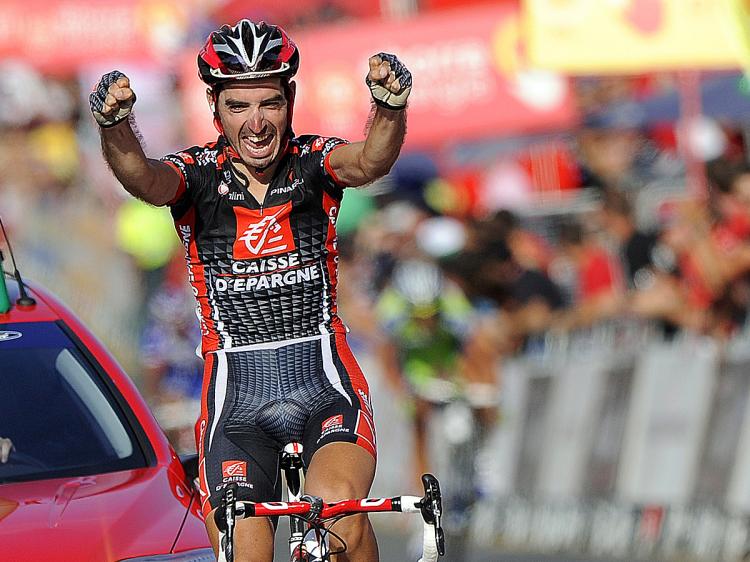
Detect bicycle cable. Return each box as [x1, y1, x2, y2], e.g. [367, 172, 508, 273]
[314, 516, 348, 557]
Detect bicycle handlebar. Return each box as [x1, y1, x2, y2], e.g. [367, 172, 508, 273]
[236, 495, 417, 519]
[217, 474, 445, 561]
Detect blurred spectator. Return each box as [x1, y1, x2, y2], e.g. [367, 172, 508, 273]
[598, 188, 660, 290]
[115, 198, 182, 328]
[139, 251, 203, 453]
[490, 209, 554, 273]
[555, 219, 625, 330]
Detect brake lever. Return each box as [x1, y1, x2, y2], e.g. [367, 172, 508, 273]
[419, 474, 445, 556]
[215, 483, 238, 562]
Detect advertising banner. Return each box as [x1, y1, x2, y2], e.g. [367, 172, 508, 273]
[524, 0, 746, 73]
[0, 0, 192, 74]
[180, 4, 576, 148]
[616, 338, 718, 504]
[536, 355, 609, 499]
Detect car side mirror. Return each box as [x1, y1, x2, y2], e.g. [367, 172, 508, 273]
[180, 453, 199, 492]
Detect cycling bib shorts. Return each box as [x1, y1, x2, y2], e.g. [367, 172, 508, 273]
[195, 333, 376, 516]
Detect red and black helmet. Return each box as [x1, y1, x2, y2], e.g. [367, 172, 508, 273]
[197, 20, 299, 86]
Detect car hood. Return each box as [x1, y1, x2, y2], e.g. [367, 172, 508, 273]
[0, 466, 197, 562]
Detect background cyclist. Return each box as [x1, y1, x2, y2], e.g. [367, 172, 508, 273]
[90, 19, 411, 562]
[376, 258, 473, 482]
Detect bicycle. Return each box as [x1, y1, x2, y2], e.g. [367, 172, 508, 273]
[415, 378, 498, 562]
[214, 442, 445, 562]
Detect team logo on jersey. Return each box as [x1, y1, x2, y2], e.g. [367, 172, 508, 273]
[312, 137, 327, 152]
[197, 149, 218, 167]
[218, 182, 230, 195]
[176, 152, 195, 164]
[233, 203, 295, 259]
[222, 460, 247, 479]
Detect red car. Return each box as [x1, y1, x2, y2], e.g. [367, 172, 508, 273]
[0, 271, 213, 561]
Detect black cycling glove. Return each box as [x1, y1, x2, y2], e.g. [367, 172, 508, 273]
[89, 70, 136, 128]
[366, 53, 412, 110]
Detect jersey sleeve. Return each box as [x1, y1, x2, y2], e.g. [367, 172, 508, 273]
[300, 135, 350, 198]
[160, 146, 211, 208]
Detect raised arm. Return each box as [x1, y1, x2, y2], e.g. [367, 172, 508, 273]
[328, 53, 411, 187]
[90, 71, 181, 206]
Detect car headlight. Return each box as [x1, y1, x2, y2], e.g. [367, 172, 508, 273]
[118, 548, 215, 561]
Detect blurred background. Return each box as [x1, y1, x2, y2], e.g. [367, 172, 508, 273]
[2, 0, 750, 560]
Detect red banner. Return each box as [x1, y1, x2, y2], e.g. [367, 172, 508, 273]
[210, 0, 381, 26]
[180, 4, 576, 148]
[0, 0, 191, 74]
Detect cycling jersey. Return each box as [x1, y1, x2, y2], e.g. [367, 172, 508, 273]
[376, 284, 473, 392]
[162, 134, 349, 355]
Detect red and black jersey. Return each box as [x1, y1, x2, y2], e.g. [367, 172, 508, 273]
[161, 134, 350, 355]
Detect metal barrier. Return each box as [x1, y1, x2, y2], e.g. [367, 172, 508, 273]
[371, 320, 750, 561]
[495, 322, 750, 560]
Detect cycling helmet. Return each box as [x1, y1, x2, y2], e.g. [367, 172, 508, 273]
[391, 259, 444, 317]
[198, 20, 299, 86]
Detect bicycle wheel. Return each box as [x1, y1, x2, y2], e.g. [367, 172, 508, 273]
[435, 400, 481, 562]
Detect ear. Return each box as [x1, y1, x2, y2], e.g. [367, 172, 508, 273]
[206, 88, 216, 112]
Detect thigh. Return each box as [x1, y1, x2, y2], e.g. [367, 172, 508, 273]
[304, 441, 376, 500]
[197, 351, 283, 517]
[206, 506, 275, 562]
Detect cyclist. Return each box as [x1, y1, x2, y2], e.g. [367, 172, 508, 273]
[90, 19, 411, 562]
[376, 259, 473, 482]
[375, 258, 497, 559]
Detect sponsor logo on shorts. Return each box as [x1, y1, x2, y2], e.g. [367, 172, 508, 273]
[357, 389, 374, 416]
[218, 460, 254, 491]
[222, 460, 247, 480]
[319, 414, 350, 443]
[322, 415, 344, 431]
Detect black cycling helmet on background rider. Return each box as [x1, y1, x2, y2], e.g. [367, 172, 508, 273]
[197, 20, 299, 137]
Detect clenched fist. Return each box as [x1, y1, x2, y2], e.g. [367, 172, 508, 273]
[89, 71, 137, 128]
[366, 53, 412, 111]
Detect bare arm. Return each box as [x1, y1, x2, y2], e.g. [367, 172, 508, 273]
[328, 53, 411, 187]
[99, 121, 180, 206]
[328, 107, 406, 187]
[92, 72, 180, 206]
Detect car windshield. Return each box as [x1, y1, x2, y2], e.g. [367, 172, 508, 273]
[0, 321, 147, 483]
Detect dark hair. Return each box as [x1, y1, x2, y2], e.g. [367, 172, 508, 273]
[557, 220, 584, 246]
[601, 188, 633, 218]
[706, 158, 750, 194]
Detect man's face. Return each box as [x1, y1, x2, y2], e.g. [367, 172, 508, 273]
[212, 78, 288, 170]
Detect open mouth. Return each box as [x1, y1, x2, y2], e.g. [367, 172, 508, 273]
[242, 132, 274, 158]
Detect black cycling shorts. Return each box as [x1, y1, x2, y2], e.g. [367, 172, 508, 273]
[195, 333, 376, 517]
